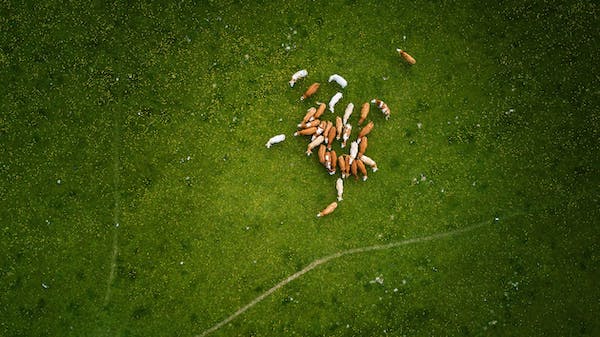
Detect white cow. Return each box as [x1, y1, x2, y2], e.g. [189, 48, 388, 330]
[328, 74, 348, 88]
[289, 69, 308, 87]
[328, 92, 343, 113]
[265, 134, 286, 148]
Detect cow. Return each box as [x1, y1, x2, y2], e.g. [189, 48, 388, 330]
[338, 154, 347, 178]
[318, 144, 327, 164]
[302, 107, 316, 124]
[358, 136, 368, 158]
[301, 82, 320, 101]
[298, 118, 320, 129]
[371, 99, 391, 120]
[328, 74, 348, 88]
[336, 178, 344, 201]
[349, 141, 358, 165]
[343, 103, 354, 125]
[328, 150, 337, 175]
[306, 135, 324, 155]
[289, 69, 308, 87]
[317, 201, 338, 217]
[313, 102, 326, 120]
[341, 124, 352, 148]
[328, 92, 343, 113]
[335, 116, 343, 140]
[356, 159, 368, 181]
[358, 102, 370, 125]
[265, 134, 285, 148]
[293, 126, 317, 136]
[326, 126, 336, 150]
[396, 48, 416, 65]
[360, 154, 378, 172]
[358, 121, 374, 139]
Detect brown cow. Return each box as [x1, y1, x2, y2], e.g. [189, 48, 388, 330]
[301, 82, 320, 101]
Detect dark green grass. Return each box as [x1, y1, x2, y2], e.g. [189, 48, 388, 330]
[1, 1, 598, 336]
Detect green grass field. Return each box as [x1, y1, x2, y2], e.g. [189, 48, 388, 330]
[1, 1, 598, 336]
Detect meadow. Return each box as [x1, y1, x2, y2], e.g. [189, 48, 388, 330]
[1, 1, 598, 336]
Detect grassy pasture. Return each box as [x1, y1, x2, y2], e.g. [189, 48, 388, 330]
[1, 1, 598, 336]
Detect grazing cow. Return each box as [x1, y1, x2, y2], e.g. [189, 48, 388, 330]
[313, 102, 326, 120]
[336, 178, 344, 201]
[301, 83, 320, 101]
[371, 99, 391, 120]
[306, 135, 324, 156]
[360, 154, 378, 172]
[328, 150, 337, 175]
[345, 155, 351, 178]
[358, 136, 368, 158]
[302, 107, 316, 124]
[359, 102, 370, 125]
[349, 141, 358, 165]
[289, 69, 308, 87]
[343, 103, 354, 125]
[351, 160, 359, 180]
[328, 74, 348, 88]
[358, 121, 374, 139]
[396, 48, 416, 65]
[323, 121, 333, 143]
[326, 126, 336, 150]
[341, 124, 352, 148]
[338, 154, 347, 178]
[293, 126, 317, 136]
[298, 118, 320, 129]
[328, 92, 343, 113]
[265, 134, 286, 148]
[312, 120, 327, 140]
[335, 116, 343, 140]
[356, 159, 368, 181]
[318, 144, 327, 164]
[317, 201, 338, 218]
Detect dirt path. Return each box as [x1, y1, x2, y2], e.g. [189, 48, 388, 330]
[197, 216, 507, 337]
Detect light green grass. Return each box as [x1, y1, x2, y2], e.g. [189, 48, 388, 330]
[1, 1, 598, 336]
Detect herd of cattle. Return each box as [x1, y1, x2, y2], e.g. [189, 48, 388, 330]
[266, 49, 415, 217]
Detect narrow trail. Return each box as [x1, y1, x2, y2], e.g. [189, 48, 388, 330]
[103, 110, 121, 307]
[197, 215, 513, 337]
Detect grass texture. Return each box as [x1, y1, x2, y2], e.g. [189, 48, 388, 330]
[1, 1, 598, 336]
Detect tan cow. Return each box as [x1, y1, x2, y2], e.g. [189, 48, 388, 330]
[396, 48, 416, 65]
[313, 102, 326, 120]
[360, 154, 378, 172]
[293, 126, 317, 136]
[356, 159, 368, 181]
[358, 136, 368, 158]
[306, 135, 324, 156]
[317, 201, 338, 218]
[358, 102, 370, 125]
[302, 107, 316, 124]
[338, 154, 347, 178]
[335, 116, 343, 140]
[298, 118, 320, 129]
[358, 121, 374, 139]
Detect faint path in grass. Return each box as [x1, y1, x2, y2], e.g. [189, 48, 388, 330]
[103, 110, 121, 308]
[197, 214, 521, 337]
